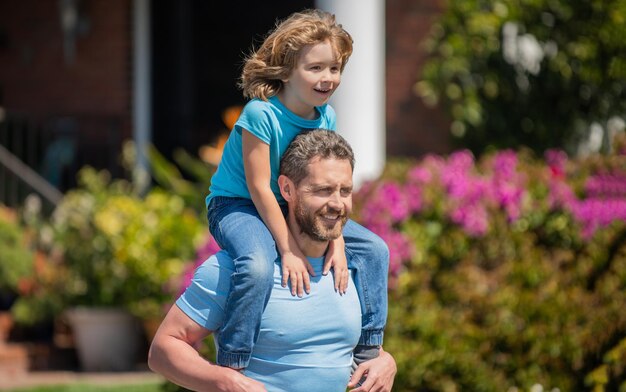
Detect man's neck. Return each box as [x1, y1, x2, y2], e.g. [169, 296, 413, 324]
[287, 217, 329, 259]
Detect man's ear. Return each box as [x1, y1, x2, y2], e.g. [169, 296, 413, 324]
[278, 175, 295, 201]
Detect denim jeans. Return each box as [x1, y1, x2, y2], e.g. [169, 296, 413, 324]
[207, 196, 389, 368]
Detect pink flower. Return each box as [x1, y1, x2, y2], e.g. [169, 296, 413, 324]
[569, 198, 626, 238]
[548, 177, 576, 209]
[545, 149, 568, 178]
[585, 174, 626, 198]
[179, 235, 221, 294]
[490, 150, 527, 221]
[361, 182, 411, 225]
[404, 183, 423, 214]
[368, 223, 413, 278]
[450, 203, 490, 236]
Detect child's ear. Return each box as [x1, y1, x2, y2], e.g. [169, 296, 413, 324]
[278, 175, 294, 201]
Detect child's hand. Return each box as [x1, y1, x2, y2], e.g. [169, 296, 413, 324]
[324, 237, 349, 294]
[281, 251, 314, 297]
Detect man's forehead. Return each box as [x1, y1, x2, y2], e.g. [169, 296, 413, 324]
[300, 157, 353, 184]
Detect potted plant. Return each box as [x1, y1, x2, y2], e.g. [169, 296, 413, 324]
[31, 167, 207, 371]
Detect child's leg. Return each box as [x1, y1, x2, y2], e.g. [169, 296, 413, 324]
[207, 197, 278, 368]
[343, 219, 389, 363]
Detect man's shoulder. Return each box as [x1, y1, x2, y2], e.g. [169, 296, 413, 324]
[192, 251, 235, 287]
[175, 250, 238, 331]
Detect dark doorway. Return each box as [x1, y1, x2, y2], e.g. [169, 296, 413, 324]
[151, 0, 313, 161]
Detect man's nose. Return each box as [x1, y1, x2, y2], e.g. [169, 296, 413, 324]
[327, 192, 342, 208]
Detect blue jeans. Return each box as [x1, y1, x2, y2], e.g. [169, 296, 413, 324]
[207, 196, 389, 368]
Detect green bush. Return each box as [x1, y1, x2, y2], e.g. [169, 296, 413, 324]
[14, 167, 207, 324]
[419, 0, 626, 155]
[0, 206, 33, 303]
[354, 135, 626, 391]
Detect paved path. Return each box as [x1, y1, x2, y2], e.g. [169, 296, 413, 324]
[0, 371, 164, 390]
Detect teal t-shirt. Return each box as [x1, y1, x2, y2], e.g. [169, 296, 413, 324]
[206, 96, 337, 207]
[176, 251, 361, 392]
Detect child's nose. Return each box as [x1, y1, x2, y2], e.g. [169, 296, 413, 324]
[321, 68, 334, 82]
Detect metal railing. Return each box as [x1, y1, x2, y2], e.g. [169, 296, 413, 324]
[0, 114, 123, 212]
[0, 143, 63, 209]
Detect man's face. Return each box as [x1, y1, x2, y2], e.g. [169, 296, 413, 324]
[292, 157, 353, 242]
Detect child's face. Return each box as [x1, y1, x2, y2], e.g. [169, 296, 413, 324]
[280, 40, 342, 119]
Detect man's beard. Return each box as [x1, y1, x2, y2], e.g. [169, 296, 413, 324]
[294, 200, 348, 242]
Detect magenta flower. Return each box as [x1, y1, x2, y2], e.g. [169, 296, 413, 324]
[490, 150, 527, 221]
[569, 198, 626, 239]
[545, 149, 568, 178]
[179, 235, 221, 294]
[404, 183, 423, 214]
[450, 202, 490, 236]
[368, 223, 413, 279]
[361, 182, 411, 226]
[585, 174, 626, 198]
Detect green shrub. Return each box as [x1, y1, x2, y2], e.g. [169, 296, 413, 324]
[15, 167, 208, 324]
[419, 0, 626, 155]
[0, 206, 33, 303]
[354, 136, 626, 391]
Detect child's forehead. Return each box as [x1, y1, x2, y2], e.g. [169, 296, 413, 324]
[297, 40, 342, 63]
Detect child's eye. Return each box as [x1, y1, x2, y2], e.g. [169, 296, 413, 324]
[310, 65, 321, 71]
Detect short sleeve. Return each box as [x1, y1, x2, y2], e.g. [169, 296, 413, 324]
[325, 105, 337, 131]
[175, 252, 234, 331]
[234, 100, 274, 145]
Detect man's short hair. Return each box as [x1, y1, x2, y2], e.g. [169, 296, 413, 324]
[280, 129, 355, 186]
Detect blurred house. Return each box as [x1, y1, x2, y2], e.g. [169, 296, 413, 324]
[0, 0, 450, 207]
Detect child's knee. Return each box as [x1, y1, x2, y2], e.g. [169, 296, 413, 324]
[244, 253, 275, 283]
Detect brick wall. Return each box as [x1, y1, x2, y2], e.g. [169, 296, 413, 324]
[386, 0, 452, 157]
[0, 0, 452, 168]
[0, 0, 132, 135]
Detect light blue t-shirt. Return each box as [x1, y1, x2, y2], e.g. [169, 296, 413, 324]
[176, 251, 361, 392]
[206, 96, 337, 206]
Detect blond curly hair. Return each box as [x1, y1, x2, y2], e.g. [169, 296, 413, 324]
[239, 9, 353, 100]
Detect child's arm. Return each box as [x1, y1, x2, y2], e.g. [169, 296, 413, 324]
[242, 130, 314, 297]
[324, 235, 350, 294]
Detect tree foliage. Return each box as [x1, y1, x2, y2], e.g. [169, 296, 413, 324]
[418, 0, 626, 155]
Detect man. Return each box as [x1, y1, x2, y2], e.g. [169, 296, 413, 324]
[148, 130, 396, 392]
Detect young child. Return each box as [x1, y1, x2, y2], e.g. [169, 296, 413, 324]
[206, 9, 389, 370]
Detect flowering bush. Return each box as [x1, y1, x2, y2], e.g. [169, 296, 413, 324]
[17, 167, 207, 323]
[353, 136, 626, 391]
